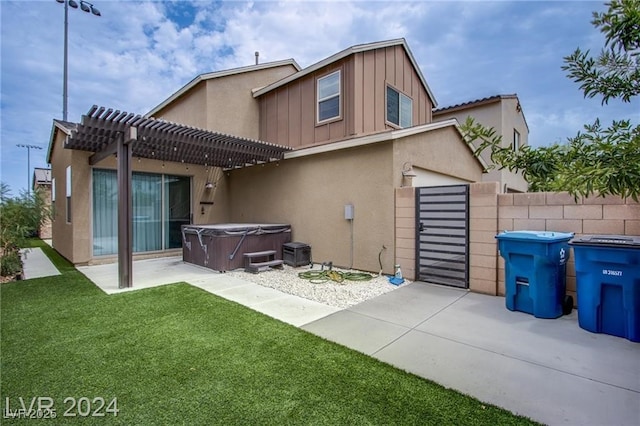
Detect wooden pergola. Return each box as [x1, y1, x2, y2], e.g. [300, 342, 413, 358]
[65, 105, 292, 289]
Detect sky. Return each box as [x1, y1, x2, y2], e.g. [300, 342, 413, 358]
[1, 0, 637, 195]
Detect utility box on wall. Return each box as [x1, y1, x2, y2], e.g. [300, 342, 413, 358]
[344, 204, 354, 220]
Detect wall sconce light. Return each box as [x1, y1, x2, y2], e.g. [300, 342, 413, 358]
[402, 162, 417, 177]
[401, 162, 417, 187]
[205, 182, 214, 189]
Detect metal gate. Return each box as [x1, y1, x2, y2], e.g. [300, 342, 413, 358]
[415, 185, 469, 288]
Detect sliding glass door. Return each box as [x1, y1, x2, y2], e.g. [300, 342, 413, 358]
[164, 175, 191, 249]
[93, 169, 118, 256]
[132, 173, 162, 252]
[92, 169, 191, 256]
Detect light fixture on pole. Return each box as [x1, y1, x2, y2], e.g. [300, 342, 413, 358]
[55, 0, 101, 121]
[16, 144, 43, 195]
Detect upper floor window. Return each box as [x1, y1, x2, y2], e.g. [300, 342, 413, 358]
[513, 129, 521, 151]
[387, 86, 412, 128]
[317, 71, 340, 123]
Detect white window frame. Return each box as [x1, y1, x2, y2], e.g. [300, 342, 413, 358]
[386, 85, 413, 128]
[65, 166, 71, 223]
[317, 70, 341, 123]
[51, 177, 56, 222]
[513, 129, 521, 151]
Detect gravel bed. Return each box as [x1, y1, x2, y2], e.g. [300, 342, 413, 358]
[227, 264, 410, 308]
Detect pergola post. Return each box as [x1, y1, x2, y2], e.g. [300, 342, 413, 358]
[117, 127, 136, 288]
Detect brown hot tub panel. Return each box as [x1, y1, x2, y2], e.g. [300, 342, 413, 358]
[181, 224, 292, 272]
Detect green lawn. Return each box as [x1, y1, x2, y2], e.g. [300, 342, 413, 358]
[1, 241, 539, 425]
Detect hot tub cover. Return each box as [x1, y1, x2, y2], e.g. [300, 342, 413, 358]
[182, 223, 291, 237]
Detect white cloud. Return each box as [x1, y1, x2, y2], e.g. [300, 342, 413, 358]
[1, 0, 637, 195]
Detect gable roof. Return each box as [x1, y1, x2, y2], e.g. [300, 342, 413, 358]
[46, 119, 77, 163]
[33, 168, 51, 187]
[252, 38, 438, 107]
[146, 59, 301, 118]
[433, 93, 529, 133]
[433, 94, 518, 114]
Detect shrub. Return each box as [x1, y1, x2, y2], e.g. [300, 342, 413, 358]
[0, 183, 50, 277]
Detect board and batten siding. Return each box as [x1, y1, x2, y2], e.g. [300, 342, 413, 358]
[258, 44, 432, 148]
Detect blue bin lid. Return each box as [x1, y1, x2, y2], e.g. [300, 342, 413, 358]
[496, 230, 574, 242]
[569, 234, 640, 248]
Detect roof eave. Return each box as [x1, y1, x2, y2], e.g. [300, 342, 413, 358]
[285, 119, 483, 171]
[47, 119, 74, 164]
[434, 94, 518, 115]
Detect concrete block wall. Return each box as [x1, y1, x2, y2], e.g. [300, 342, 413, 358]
[396, 184, 638, 301]
[395, 187, 416, 280]
[497, 192, 640, 300]
[468, 182, 500, 294]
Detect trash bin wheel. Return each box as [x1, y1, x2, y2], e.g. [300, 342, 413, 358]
[563, 295, 574, 315]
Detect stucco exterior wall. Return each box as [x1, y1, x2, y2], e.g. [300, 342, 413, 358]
[50, 130, 74, 262]
[392, 126, 484, 185]
[152, 82, 208, 128]
[227, 142, 396, 274]
[153, 65, 298, 140]
[395, 187, 416, 280]
[258, 45, 432, 148]
[50, 141, 94, 264]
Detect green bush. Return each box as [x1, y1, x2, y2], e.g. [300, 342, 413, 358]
[0, 183, 50, 276]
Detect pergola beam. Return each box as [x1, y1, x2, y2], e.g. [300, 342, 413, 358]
[89, 136, 118, 165]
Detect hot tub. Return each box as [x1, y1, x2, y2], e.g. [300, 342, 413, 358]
[181, 223, 291, 272]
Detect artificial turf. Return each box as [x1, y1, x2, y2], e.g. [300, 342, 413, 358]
[0, 240, 539, 425]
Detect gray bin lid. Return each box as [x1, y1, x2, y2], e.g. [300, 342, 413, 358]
[569, 234, 640, 248]
[496, 230, 574, 242]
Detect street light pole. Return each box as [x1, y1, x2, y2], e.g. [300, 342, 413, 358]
[55, 0, 101, 121]
[16, 144, 43, 195]
[63, 0, 69, 121]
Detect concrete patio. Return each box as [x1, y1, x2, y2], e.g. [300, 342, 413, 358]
[76, 256, 340, 327]
[303, 283, 640, 426]
[22, 253, 640, 425]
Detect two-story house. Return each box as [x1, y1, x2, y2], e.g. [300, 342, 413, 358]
[47, 38, 485, 278]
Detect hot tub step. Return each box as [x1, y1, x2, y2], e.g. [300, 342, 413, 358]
[245, 259, 284, 274]
[244, 250, 277, 259]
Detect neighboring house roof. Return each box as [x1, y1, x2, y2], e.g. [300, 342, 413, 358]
[285, 118, 487, 170]
[252, 38, 438, 107]
[146, 59, 301, 118]
[434, 94, 529, 132]
[46, 119, 77, 163]
[33, 168, 51, 186]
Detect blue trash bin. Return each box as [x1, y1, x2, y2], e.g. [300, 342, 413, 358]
[496, 231, 574, 319]
[569, 235, 640, 342]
